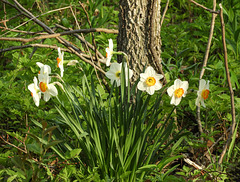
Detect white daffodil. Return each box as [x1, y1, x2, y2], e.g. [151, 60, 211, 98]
[106, 39, 113, 66]
[28, 77, 41, 107]
[167, 79, 189, 106]
[37, 62, 51, 83]
[196, 79, 210, 108]
[105, 62, 133, 87]
[57, 47, 64, 77]
[137, 66, 164, 95]
[38, 70, 58, 102]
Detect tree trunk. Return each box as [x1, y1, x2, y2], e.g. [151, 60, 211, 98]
[118, 0, 166, 83]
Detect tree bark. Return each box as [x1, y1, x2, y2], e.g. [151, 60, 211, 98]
[118, 0, 166, 83]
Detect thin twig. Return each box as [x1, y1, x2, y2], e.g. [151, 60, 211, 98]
[0, 135, 27, 154]
[199, 0, 217, 79]
[160, 0, 170, 27]
[0, 44, 69, 53]
[3, 2, 7, 28]
[0, 28, 118, 43]
[0, 26, 48, 35]
[218, 3, 236, 165]
[189, 0, 219, 14]
[55, 24, 105, 59]
[195, 0, 217, 142]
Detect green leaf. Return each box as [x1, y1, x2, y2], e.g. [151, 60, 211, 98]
[136, 164, 157, 173]
[43, 125, 58, 137]
[45, 140, 63, 150]
[27, 143, 42, 155]
[226, 38, 237, 55]
[65, 148, 82, 159]
[234, 28, 240, 42]
[7, 175, 17, 182]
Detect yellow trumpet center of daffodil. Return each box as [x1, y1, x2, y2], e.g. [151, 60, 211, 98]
[31, 92, 33, 97]
[57, 57, 61, 68]
[174, 88, 184, 98]
[39, 82, 48, 92]
[115, 71, 121, 78]
[201, 89, 209, 100]
[146, 77, 156, 86]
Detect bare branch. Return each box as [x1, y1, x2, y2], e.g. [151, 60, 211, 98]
[160, 0, 170, 27]
[0, 44, 70, 53]
[0, 28, 118, 43]
[0, 135, 27, 154]
[55, 24, 105, 60]
[197, 0, 217, 142]
[0, 26, 48, 35]
[218, 3, 236, 165]
[189, 0, 219, 14]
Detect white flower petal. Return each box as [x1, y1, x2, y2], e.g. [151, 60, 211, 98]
[137, 81, 146, 91]
[43, 92, 51, 102]
[155, 74, 164, 80]
[36, 62, 44, 68]
[206, 80, 210, 90]
[109, 39, 113, 50]
[174, 97, 182, 106]
[170, 96, 176, 105]
[174, 79, 182, 88]
[140, 73, 148, 80]
[154, 81, 162, 91]
[199, 79, 206, 91]
[181, 81, 189, 97]
[48, 84, 58, 96]
[201, 99, 206, 108]
[146, 86, 155, 95]
[32, 93, 40, 106]
[28, 83, 35, 93]
[167, 85, 175, 97]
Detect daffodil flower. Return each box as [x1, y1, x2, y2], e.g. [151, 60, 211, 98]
[196, 79, 210, 108]
[167, 79, 189, 106]
[105, 62, 133, 87]
[28, 77, 41, 107]
[57, 47, 64, 77]
[106, 39, 113, 66]
[38, 70, 58, 102]
[37, 62, 51, 83]
[137, 66, 163, 95]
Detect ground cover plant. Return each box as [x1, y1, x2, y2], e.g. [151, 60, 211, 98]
[0, 0, 240, 181]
